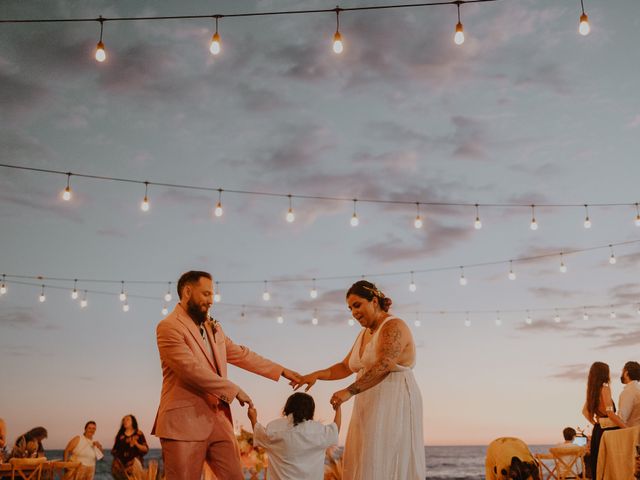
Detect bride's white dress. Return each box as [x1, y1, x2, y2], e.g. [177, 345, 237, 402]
[343, 316, 426, 480]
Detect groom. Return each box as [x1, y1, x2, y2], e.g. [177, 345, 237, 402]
[152, 270, 300, 480]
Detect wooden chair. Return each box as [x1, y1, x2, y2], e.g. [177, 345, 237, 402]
[535, 452, 559, 480]
[549, 445, 587, 480]
[8, 458, 47, 480]
[46, 461, 81, 480]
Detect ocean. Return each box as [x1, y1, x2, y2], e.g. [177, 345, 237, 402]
[46, 445, 554, 479]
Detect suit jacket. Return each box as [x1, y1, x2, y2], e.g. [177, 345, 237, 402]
[152, 304, 283, 441]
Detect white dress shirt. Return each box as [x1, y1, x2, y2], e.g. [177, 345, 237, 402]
[253, 415, 338, 480]
[619, 380, 640, 427]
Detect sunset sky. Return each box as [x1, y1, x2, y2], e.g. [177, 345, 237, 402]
[1, 0, 640, 450]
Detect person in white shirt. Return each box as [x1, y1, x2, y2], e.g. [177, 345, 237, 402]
[619, 361, 640, 428]
[63, 421, 104, 480]
[248, 392, 340, 480]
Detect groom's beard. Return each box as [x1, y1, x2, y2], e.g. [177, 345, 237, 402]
[186, 298, 208, 325]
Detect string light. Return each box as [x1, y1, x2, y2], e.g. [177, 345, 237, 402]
[559, 253, 567, 273]
[409, 271, 417, 292]
[214, 189, 224, 217]
[454, 2, 465, 45]
[414, 203, 423, 229]
[582, 307, 589, 321]
[286, 194, 295, 223]
[209, 16, 221, 55]
[312, 309, 319, 325]
[161, 305, 168, 315]
[62, 173, 72, 201]
[583, 204, 591, 229]
[508, 260, 516, 281]
[80, 290, 88, 308]
[554, 309, 561, 323]
[458, 266, 467, 286]
[525, 310, 532, 325]
[309, 278, 318, 299]
[464, 312, 471, 327]
[474, 204, 482, 230]
[350, 199, 359, 227]
[332, 8, 343, 54]
[495, 311, 501, 327]
[71, 279, 79, 300]
[141, 182, 150, 212]
[95, 16, 106, 62]
[609, 307, 616, 319]
[262, 281, 271, 301]
[1, 275, 7, 295]
[123, 300, 130, 312]
[578, 0, 590, 36]
[214, 281, 221, 303]
[414, 315, 421, 328]
[530, 205, 538, 230]
[38, 284, 46, 303]
[609, 245, 617, 264]
[277, 308, 284, 324]
[635, 203, 640, 227]
[119, 281, 127, 302]
[164, 282, 172, 302]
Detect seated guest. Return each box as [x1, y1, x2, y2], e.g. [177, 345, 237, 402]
[64, 420, 104, 480]
[10, 427, 47, 459]
[619, 361, 640, 427]
[555, 427, 577, 448]
[0, 418, 7, 462]
[248, 392, 340, 480]
[110, 414, 148, 480]
[552, 427, 584, 477]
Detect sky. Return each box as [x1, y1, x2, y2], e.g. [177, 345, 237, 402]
[1, 0, 640, 450]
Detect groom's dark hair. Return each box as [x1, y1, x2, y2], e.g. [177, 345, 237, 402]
[177, 271, 212, 299]
[283, 392, 315, 426]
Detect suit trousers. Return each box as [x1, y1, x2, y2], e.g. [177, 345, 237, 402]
[160, 405, 243, 480]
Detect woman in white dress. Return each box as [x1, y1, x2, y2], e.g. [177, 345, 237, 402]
[294, 280, 425, 480]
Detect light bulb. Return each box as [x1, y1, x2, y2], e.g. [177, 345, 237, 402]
[464, 319, 471, 327]
[579, 13, 590, 36]
[62, 186, 72, 201]
[80, 298, 88, 308]
[164, 292, 172, 302]
[286, 208, 295, 223]
[348, 318, 355, 327]
[95, 41, 106, 62]
[525, 316, 532, 325]
[0, 284, 6, 295]
[310, 288, 318, 299]
[214, 292, 221, 303]
[610, 311, 616, 319]
[583, 312, 589, 321]
[161, 306, 169, 316]
[333, 32, 343, 54]
[39, 293, 46, 303]
[474, 217, 482, 230]
[584, 217, 592, 229]
[635, 214, 640, 227]
[262, 291, 271, 301]
[495, 318, 502, 327]
[554, 314, 561, 323]
[459, 275, 467, 286]
[559, 262, 567, 273]
[414, 320, 421, 327]
[609, 254, 617, 265]
[209, 32, 221, 55]
[141, 196, 150, 212]
[312, 317, 318, 325]
[414, 216, 423, 229]
[350, 214, 359, 227]
[71, 289, 79, 300]
[277, 315, 284, 324]
[409, 281, 417, 293]
[508, 271, 516, 281]
[454, 22, 465, 45]
[119, 292, 126, 302]
[214, 202, 223, 217]
[123, 302, 130, 312]
[530, 218, 538, 230]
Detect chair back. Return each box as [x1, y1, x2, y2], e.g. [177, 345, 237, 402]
[48, 461, 81, 480]
[549, 445, 587, 480]
[8, 458, 46, 480]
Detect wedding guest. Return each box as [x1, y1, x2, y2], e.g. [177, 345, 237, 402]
[10, 426, 47, 459]
[582, 361, 626, 476]
[64, 421, 103, 480]
[0, 418, 7, 462]
[294, 280, 425, 480]
[111, 414, 148, 480]
[152, 270, 301, 480]
[619, 361, 640, 427]
[248, 392, 340, 480]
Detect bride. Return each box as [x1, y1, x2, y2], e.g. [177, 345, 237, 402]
[294, 280, 425, 480]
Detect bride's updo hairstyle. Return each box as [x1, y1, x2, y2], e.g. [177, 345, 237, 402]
[346, 280, 392, 312]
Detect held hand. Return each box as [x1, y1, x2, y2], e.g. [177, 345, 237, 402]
[236, 388, 254, 408]
[247, 406, 258, 425]
[93, 441, 103, 450]
[282, 368, 302, 387]
[330, 389, 352, 409]
[293, 372, 320, 392]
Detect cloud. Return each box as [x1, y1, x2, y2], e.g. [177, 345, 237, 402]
[549, 364, 588, 382]
[0, 70, 49, 118]
[608, 283, 640, 304]
[257, 123, 335, 170]
[0, 308, 59, 330]
[515, 318, 572, 332]
[529, 286, 581, 299]
[598, 329, 640, 350]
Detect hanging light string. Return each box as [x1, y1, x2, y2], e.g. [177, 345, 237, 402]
[2, 238, 639, 290]
[0, 1, 497, 25]
[2, 163, 638, 216]
[4, 277, 639, 323]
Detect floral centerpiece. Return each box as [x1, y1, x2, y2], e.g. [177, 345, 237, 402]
[236, 427, 268, 479]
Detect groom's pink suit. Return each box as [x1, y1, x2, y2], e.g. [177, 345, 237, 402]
[152, 303, 284, 480]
